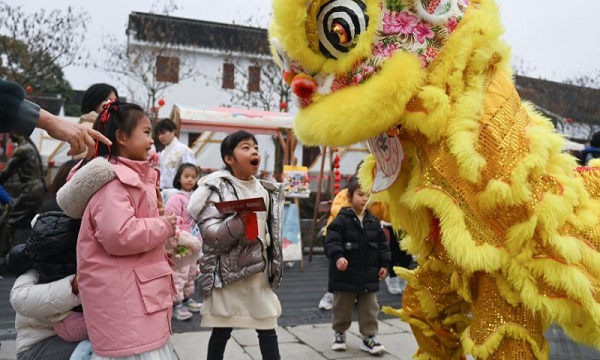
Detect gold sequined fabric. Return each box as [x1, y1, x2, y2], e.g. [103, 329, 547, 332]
[400, 245, 470, 358]
[469, 272, 547, 358]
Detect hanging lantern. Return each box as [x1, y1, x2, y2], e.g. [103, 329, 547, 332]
[25, 85, 34, 94]
[158, 99, 166, 107]
[279, 101, 288, 111]
[333, 152, 341, 195]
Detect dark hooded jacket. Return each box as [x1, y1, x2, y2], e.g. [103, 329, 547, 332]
[325, 207, 391, 293]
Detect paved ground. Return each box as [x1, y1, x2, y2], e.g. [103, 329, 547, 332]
[0, 255, 598, 359]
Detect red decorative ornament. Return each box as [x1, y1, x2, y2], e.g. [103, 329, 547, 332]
[566, 117, 573, 124]
[291, 74, 318, 99]
[334, 183, 341, 190]
[279, 101, 288, 111]
[334, 169, 340, 176]
[25, 85, 33, 94]
[158, 99, 166, 107]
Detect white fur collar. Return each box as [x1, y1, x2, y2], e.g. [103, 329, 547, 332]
[56, 157, 116, 219]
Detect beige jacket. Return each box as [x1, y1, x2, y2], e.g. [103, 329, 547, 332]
[10, 271, 80, 355]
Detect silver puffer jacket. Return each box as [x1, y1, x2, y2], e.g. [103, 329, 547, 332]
[187, 171, 284, 298]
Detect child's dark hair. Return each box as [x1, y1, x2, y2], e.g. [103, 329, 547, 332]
[154, 118, 177, 134]
[173, 162, 199, 190]
[93, 100, 146, 161]
[346, 176, 361, 198]
[220, 130, 258, 172]
[81, 83, 119, 114]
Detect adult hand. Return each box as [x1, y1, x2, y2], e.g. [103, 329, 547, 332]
[37, 109, 111, 158]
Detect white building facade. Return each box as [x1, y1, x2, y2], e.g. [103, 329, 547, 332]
[124, 13, 307, 174]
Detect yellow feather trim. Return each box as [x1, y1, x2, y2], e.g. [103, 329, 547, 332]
[462, 324, 549, 359]
[294, 52, 426, 146]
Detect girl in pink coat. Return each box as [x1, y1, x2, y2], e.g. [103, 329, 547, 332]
[57, 100, 177, 360]
[165, 162, 202, 321]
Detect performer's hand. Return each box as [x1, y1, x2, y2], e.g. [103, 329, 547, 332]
[378, 267, 388, 281]
[336, 257, 348, 271]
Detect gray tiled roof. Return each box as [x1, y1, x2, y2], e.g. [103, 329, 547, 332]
[516, 75, 600, 126]
[127, 12, 270, 55]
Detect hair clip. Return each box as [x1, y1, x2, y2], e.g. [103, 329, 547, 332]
[100, 99, 119, 124]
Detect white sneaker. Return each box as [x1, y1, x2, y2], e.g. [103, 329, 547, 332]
[332, 332, 346, 351]
[398, 277, 408, 293]
[173, 304, 193, 321]
[385, 276, 403, 295]
[318, 292, 334, 310]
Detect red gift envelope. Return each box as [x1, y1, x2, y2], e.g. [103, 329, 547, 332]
[242, 212, 259, 240]
[214, 197, 267, 214]
[214, 197, 266, 240]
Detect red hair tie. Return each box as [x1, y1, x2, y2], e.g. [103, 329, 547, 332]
[100, 99, 118, 124]
[94, 100, 117, 158]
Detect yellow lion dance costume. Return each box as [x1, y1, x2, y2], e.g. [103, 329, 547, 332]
[270, 0, 600, 358]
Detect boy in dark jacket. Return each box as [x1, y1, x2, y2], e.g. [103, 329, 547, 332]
[324, 176, 391, 355]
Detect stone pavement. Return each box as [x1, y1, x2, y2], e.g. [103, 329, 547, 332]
[0, 254, 599, 359]
[0, 318, 418, 360]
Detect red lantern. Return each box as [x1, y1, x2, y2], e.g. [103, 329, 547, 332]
[25, 85, 33, 94]
[566, 117, 573, 124]
[158, 99, 166, 107]
[279, 101, 288, 111]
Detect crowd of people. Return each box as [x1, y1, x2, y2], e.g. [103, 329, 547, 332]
[0, 78, 405, 360]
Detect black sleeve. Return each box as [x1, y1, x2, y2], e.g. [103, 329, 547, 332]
[0, 79, 40, 135]
[324, 215, 346, 261]
[376, 223, 391, 268]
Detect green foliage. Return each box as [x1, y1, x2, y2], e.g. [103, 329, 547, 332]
[0, 2, 88, 102]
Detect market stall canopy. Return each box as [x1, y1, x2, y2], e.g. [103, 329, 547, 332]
[170, 104, 294, 136]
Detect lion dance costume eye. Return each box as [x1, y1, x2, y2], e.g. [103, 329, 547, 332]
[306, 0, 369, 59]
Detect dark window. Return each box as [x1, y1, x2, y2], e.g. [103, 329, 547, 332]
[248, 65, 261, 92]
[188, 132, 201, 148]
[155, 56, 180, 83]
[302, 146, 321, 168]
[222, 63, 235, 89]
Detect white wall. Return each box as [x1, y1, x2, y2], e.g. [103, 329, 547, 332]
[126, 42, 269, 118]
[127, 39, 305, 171]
